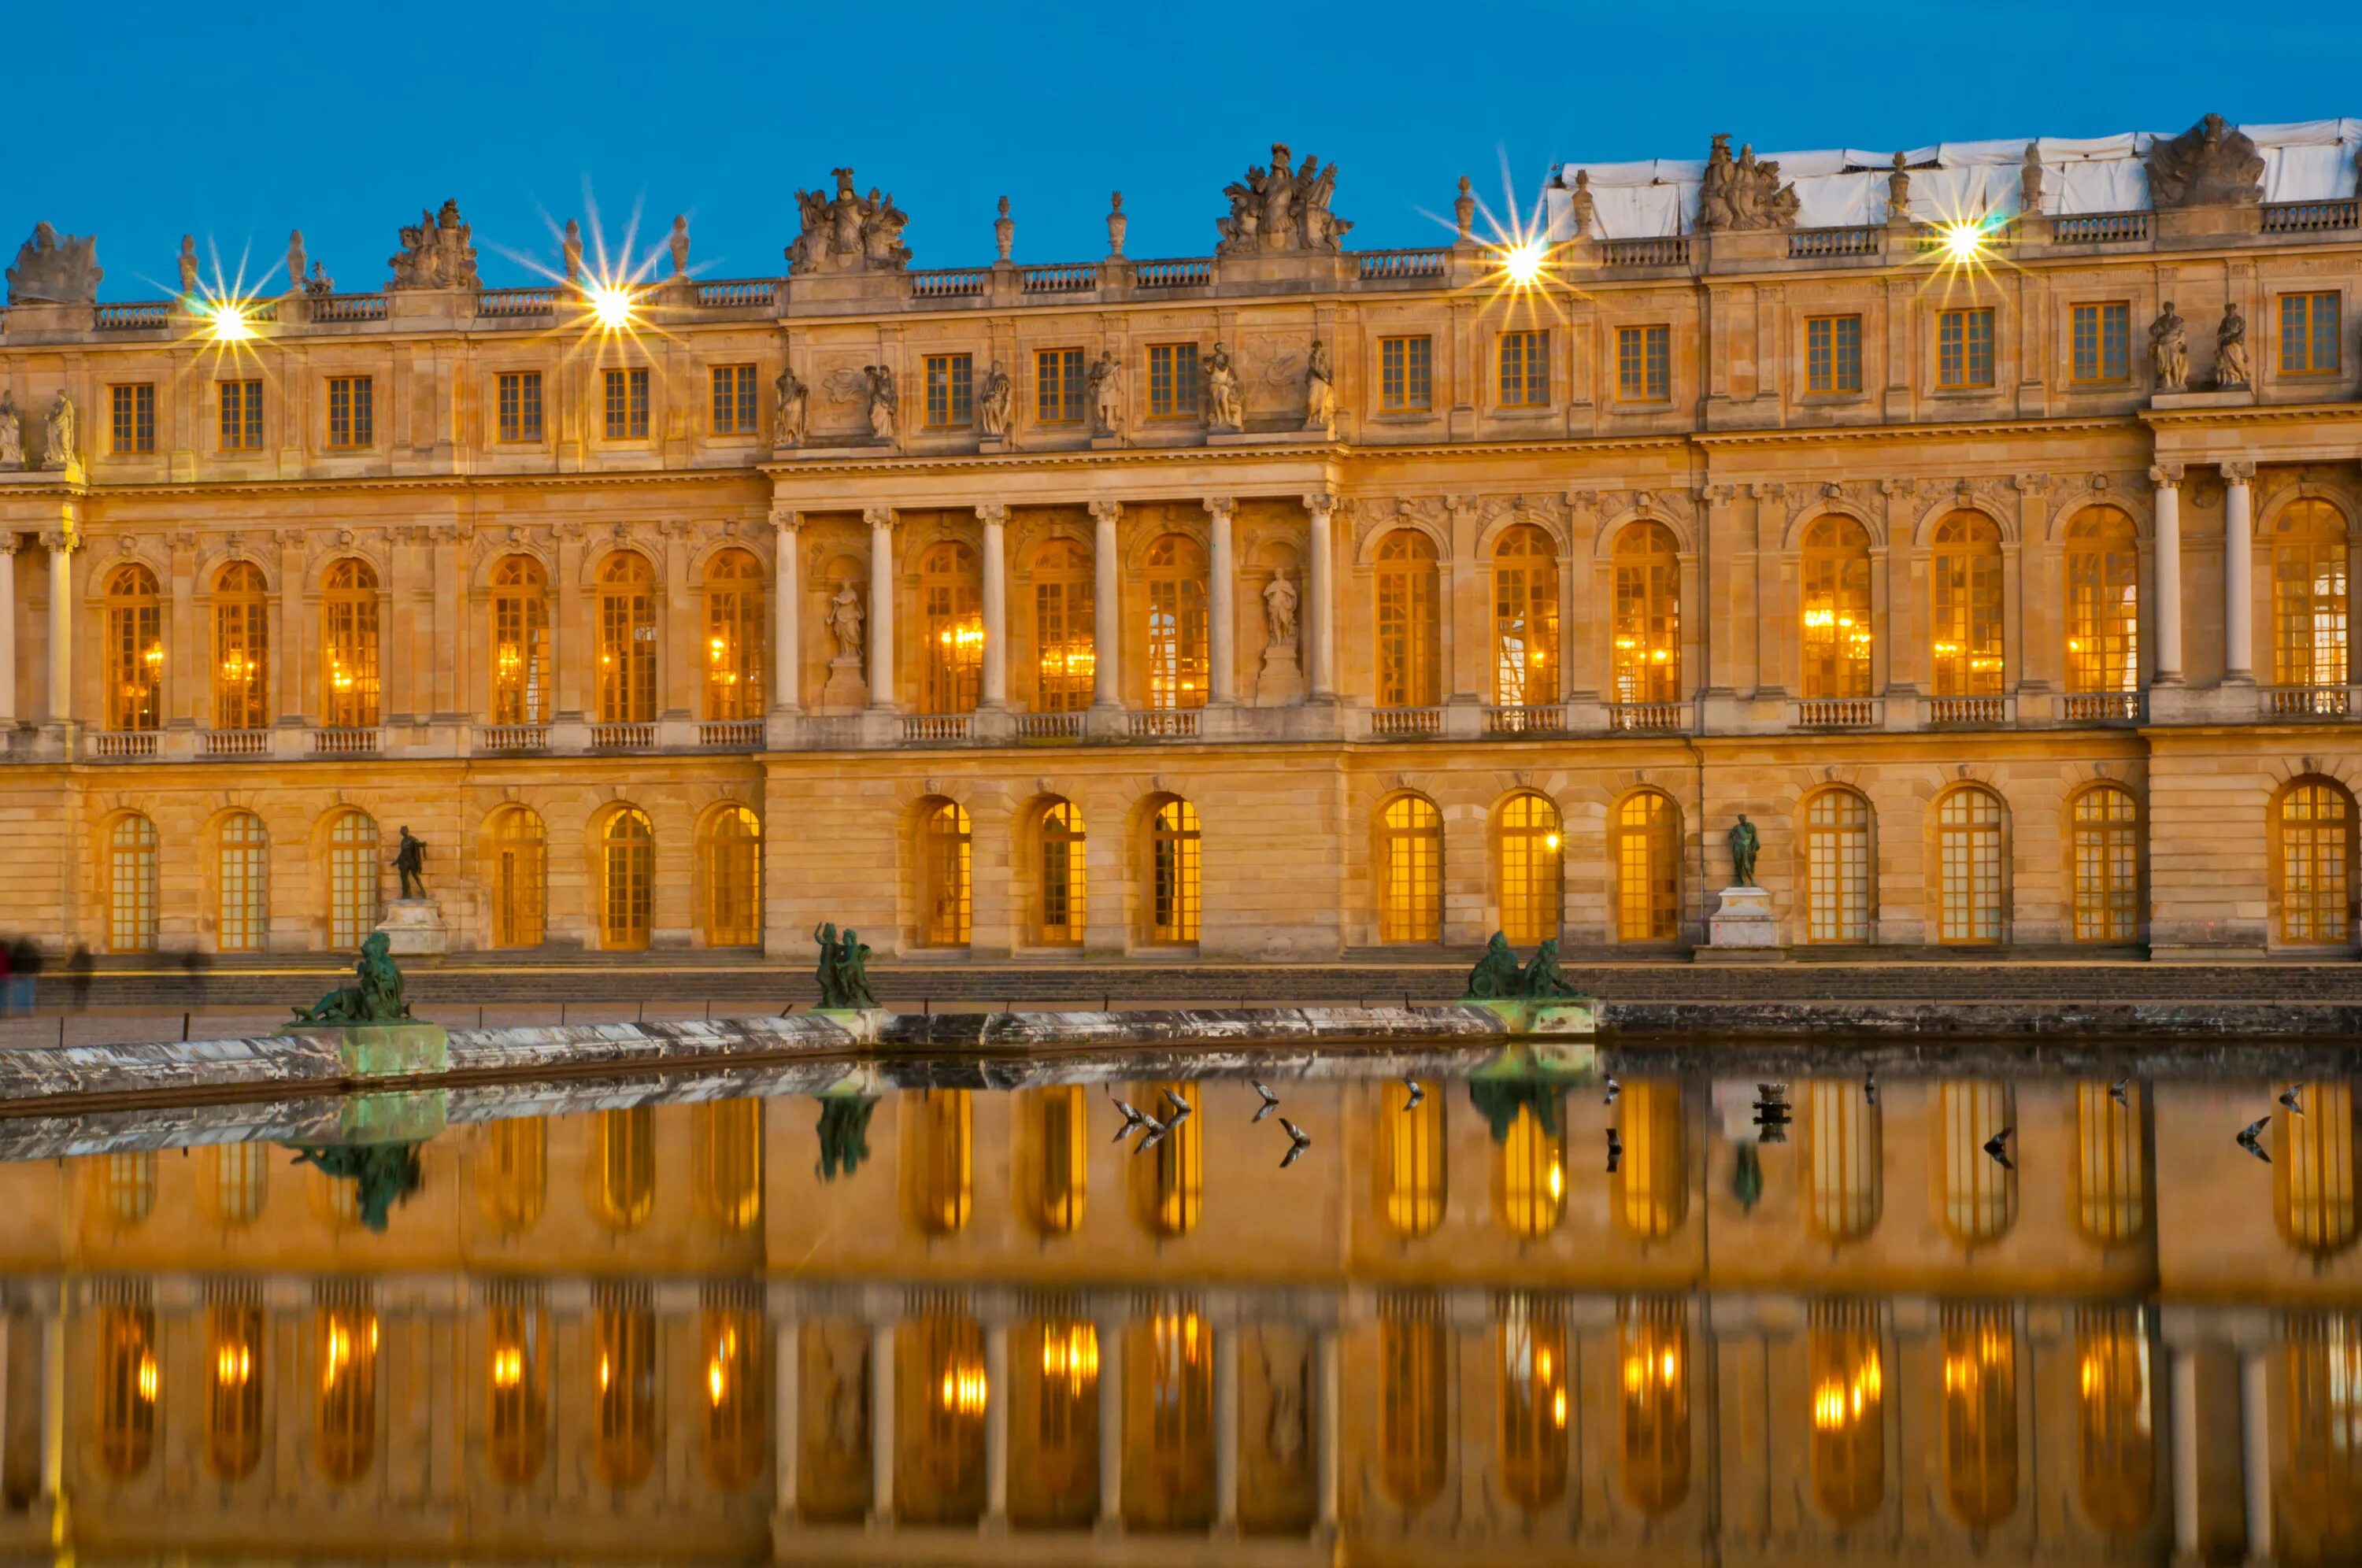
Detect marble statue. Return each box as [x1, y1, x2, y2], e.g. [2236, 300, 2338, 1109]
[1303, 340, 1337, 432]
[994, 197, 1013, 263]
[1567, 168, 1596, 238]
[2216, 301, 2252, 389]
[2146, 113, 2265, 209]
[1087, 350, 1123, 435]
[773, 364, 809, 446]
[668, 214, 690, 278]
[289, 931, 412, 1025]
[394, 826, 428, 899]
[387, 200, 479, 290]
[812, 921, 878, 1009]
[828, 581, 865, 659]
[562, 219, 583, 284]
[1204, 341, 1243, 431]
[1263, 571, 1298, 647]
[0, 393, 21, 471]
[1727, 814, 1760, 888]
[305, 262, 335, 298]
[42, 392, 74, 472]
[1216, 142, 1353, 256]
[1693, 135, 1800, 232]
[2020, 143, 2045, 213]
[287, 230, 307, 294]
[2150, 301, 2189, 392]
[6, 223, 103, 305]
[862, 364, 898, 442]
[786, 168, 910, 276]
[1886, 152, 1912, 222]
[1105, 191, 1127, 259]
[976, 360, 1013, 438]
[177, 235, 198, 294]
[1455, 174, 1476, 241]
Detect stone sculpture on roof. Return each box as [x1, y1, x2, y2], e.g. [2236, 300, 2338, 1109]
[387, 200, 480, 290]
[6, 223, 102, 305]
[1216, 143, 1354, 256]
[1694, 135, 1800, 233]
[2146, 113, 2265, 208]
[787, 169, 911, 276]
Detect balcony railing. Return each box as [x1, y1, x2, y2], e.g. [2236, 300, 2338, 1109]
[2262, 199, 2359, 234]
[1133, 258, 1211, 289]
[1484, 704, 1567, 736]
[1368, 706, 1445, 738]
[1128, 709, 1200, 739]
[698, 719, 765, 749]
[476, 724, 549, 753]
[1015, 711, 1083, 740]
[1789, 226, 1881, 260]
[1020, 264, 1098, 294]
[694, 279, 777, 308]
[1926, 694, 2011, 726]
[1794, 698, 1882, 729]
[590, 723, 656, 751]
[95, 302, 172, 330]
[202, 728, 269, 757]
[2052, 211, 2149, 245]
[476, 287, 558, 317]
[1356, 248, 1449, 282]
[312, 293, 388, 323]
[88, 731, 158, 759]
[910, 268, 986, 299]
[1599, 236, 1689, 268]
[2059, 691, 2143, 723]
[901, 714, 972, 742]
[311, 727, 380, 755]
[1608, 702, 1683, 732]
[2264, 685, 2354, 719]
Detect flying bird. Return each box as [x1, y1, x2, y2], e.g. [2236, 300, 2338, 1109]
[2108, 1077, 2130, 1108]
[1863, 1068, 1879, 1107]
[1135, 1111, 1171, 1152]
[1402, 1078, 1425, 1112]
[1250, 1080, 1280, 1123]
[1161, 1088, 1194, 1126]
[2279, 1084, 2306, 1117]
[1109, 1096, 1149, 1143]
[1983, 1127, 2014, 1170]
[2237, 1116, 2271, 1163]
[1605, 1127, 1623, 1174]
[1279, 1116, 1312, 1170]
[1603, 1074, 1621, 1106]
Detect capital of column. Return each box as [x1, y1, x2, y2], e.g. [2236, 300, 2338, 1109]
[0, 533, 20, 556]
[1087, 498, 1122, 523]
[1700, 484, 1735, 506]
[2221, 459, 2256, 483]
[2148, 464, 2186, 490]
[771, 503, 801, 532]
[1301, 491, 1339, 516]
[1201, 496, 1236, 520]
[37, 527, 77, 554]
[2011, 471, 2050, 495]
[863, 505, 897, 531]
[976, 502, 1009, 527]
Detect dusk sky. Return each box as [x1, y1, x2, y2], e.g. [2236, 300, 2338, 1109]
[20, 0, 2362, 298]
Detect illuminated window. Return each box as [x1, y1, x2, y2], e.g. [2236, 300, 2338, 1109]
[1015, 1317, 1099, 1528]
[2279, 781, 2355, 946]
[106, 814, 159, 953]
[495, 370, 543, 442]
[1805, 789, 1871, 944]
[709, 363, 758, 435]
[212, 560, 269, 729]
[1021, 1085, 1090, 1234]
[2071, 786, 2140, 943]
[593, 1301, 657, 1488]
[488, 806, 546, 949]
[702, 1306, 768, 1488]
[587, 1107, 655, 1230]
[1937, 307, 1995, 388]
[2070, 301, 2132, 383]
[924, 353, 974, 428]
[1497, 791, 1563, 947]
[698, 804, 761, 948]
[921, 541, 983, 714]
[1809, 1301, 1885, 1524]
[1498, 328, 1549, 407]
[1494, 1096, 1566, 1239]
[1124, 1310, 1213, 1529]
[1378, 1300, 1448, 1508]
[1614, 790, 1680, 943]
[216, 811, 268, 953]
[1614, 1079, 1686, 1241]
[95, 1302, 159, 1480]
[1375, 529, 1440, 708]
[316, 1302, 378, 1483]
[1129, 1081, 1201, 1237]
[104, 564, 163, 731]
[1805, 1078, 1881, 1241]
[1379, 794, 1443, 944]
[922, 801, 972, 947]
[1145, 534, 1209, 709]
[478, 1117, 546, 1233]
[206, 1298, 264, 1481]
[1380, 335, 1433, 412]
[2281, 1311, 2362, 1555]
[692, 1100, 764, 1231]
[1612, 522, 1681, 703]
[1618, 1296, 1690, 1514]
[319, 557, 379, 727]
[1036, 347, 1086, 423]
[1938, 786, 2005, 944]
[1038, 800, 1086, 945]
[1938, 1079, 2016, 1241]
[905, 1089, 974, 1234]
[2075, 1081, 2148, 1245]
[2276, 1080, 2356, 1254]
[490, 554, 550, 725]
[487, 1300, 547, 1485]
[1378, 1078, 1445, 1238]
[1146, 342, 1199, 418]
[1941, 1301, 2017, 1528]
[1801, 515, 1873, 698]
[596, 551, 657, 723]
[1806, 314, 1863, 394]
[326, 375, 374, 448]
[202, 1143, 269, 1226]
[324, 809, 379, 951]
[2064, 505, 2139, 693]
[1931, 511, 2005, 695]
[218, 378, 263, 450]
[1499, 1296, 1568, 1510]
[898, 1313, 988, 1525]
[602, 366, 650, 439]
[91, 1151, 157, 1223]
[1616, 324, 1670, 401]
[2272, 499, 2349, 688]
[2076, 1306, 2153, 1534]
[599, 808, 654, 950]
[702, 547, 766, 721]
[1493, 524, 1560, 705]
[109, 383, 156, 454]
[1150, 798, 1201, 944]
[1031, 538, 1095, 712]
[2279, 290, 2342, 375]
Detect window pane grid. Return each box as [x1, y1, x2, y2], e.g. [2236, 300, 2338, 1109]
[702, 550, 766, 722]
[213, 564, 268, 729]
[1615, 324, 1670, 401]
[491, 808, 547, 949]
[105, 567, 163, 732]
[217, 813, 268, 953]
[109, 815, 159, 953]
[326, 375, 374, 449]
[1375, 532, 1440, 708]
[2071, 302, 2131, 383]
[1938, 309, 1995, 389]
[2066, 509, 2141, 693]
[922, 544, 983, 715]
[701, 806, 762, 947]
[2272, 503, 2349, 689]
[2072, 787, 2139, 943]
[597, 555, 657, 723]
[1145, 538, 1208, 710]
[110, 384, 155, 454]
[1938, 790, 2004, 943]
[1151, 801, 1201, 943]
[1147, 344, 1199, 418]
[1806, 316, 1862, 394]
[600, 810, 654, 950]
[219, 379, 263, 450]
[498, 372, 544, 442]
[321, 560, 380, 728]
[1801, 519, 1873, 698]
[1038, 802, 1086, 944]
[709, 364, 757, 434]
[1806, 790, 1871, 943]
[2279, 292, 2342, 375]
[602, 368, 650, 439]
[924, 354, 974, 428]
[1615, 792, 1679, 941]
[1498, 792, 1563, 945]
[1493, 527, 1560, 706]
[1379, 797, 1442, 944]
[1035, 349, 1085, 423]
[1612, 525, 1681, 704]
[1932, 516, 2005, 695]
[491, 557, 550, 725]
[1031, 542, 1094, 712]
[328, 811, 379, 951]
[2280, 784, 2351, 945]
[924, 804, 972, 946]
[1380, 336, 1432, 412]
[1498, 331, 1548, 407]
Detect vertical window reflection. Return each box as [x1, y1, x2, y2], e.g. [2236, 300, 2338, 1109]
[479, 1117, 548, 1234]
[1804, 1079, 1881, 1241]
[898, 1309, 987, 1525]
[1613, 1079, 1687, 1241]
[1619, 1296, 1690, 1514]
[1021, 1085, 1090, 1236]
[1128, 1082, 1201, 1238]
[1809, 1300, 1884, 1525]
[2282, 1311, 2362, 1558]
[587, 1108, 656, 1231]
[487, 1297, 549, 1486]
[702, 1301, 768, 1490]
[1937, 1079, 2016, 1244]
[95, 1299, 159, 1481]
[2075, 1305, 2153, 1535]
[1125, 1308, 1213, 1531]
[691, 1099, 765, 1233]
[1492, 1094, 1566, 1241]
[1378, 1078, 1445, 1239]
[205, 1294, 265, 1482]
[905, 1089, 975, 1236]
[1941, 1302, 2017, 1529]
[317, 1300, 379, 1484]
[1378, 1297, 1448, 1511]
[1498, 1295, 1568, 1511]
[2075, 1081, 2149, 1244]
[2277, 1081, 2357, 1256]
[1014, 1316, 1100, 1529]
[594, 1297, 657, 1489]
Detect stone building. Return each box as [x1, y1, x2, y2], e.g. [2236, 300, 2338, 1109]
[4, 118, 2362, 963]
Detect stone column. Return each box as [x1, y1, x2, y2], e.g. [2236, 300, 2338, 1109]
[1205, 497, 1237, 704]
[978, 504, 1009, 708]
[772, 512, 801, 712]
[1089, 499, 1121, 710]
[1213, 1325, 1239, 1529]
[983, 1318, 1010, 1525]
[1096, 1310, 1124, 1531]
[2150, 466, 2185, 684]
[870, 1317, 896, 1523]
[775, 1317, 801, 1520]
[554, 524, 587, 723]
[661, 520, 694, 720]
[1303, 493, 1338, 700]
[41, 527, 76, 730]
[2223, 460, 2255, 683]
[2001, 539, 2023, 695]
[2239, 1348, 2270, 1563]
[0, 535, 17, 727]
[1868, 545, 1891, 695]
[866, 507, 898, 711]
[1675, 549, 1701, 701]
[276, 530, 307, 727]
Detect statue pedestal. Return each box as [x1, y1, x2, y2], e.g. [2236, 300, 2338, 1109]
[375, 898, 448, 957]
[281, 1022, 450, 1078]
[2150, 387, 2255, 410]
[1701, 885, 1784, 961]
[1257, 645, 1303, 704]
[820, 654, 868, 708]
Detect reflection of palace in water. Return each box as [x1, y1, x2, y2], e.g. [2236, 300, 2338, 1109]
[0, 1071, 2354, 1564]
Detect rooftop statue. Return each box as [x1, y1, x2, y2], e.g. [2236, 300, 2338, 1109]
[1693, 135, 1800, 233]
[291, 931, 413, 1026]
[786, 168, 911, 276]
[387, 199, 480, 290]
[2146, 113, 2265, 208]
[1216, 142, 1353, 257]
[6, 223, 103, 305]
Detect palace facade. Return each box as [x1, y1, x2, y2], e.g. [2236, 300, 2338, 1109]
[6, 120, 2362, 962]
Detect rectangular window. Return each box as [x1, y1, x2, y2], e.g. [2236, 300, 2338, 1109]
[1615, 325, 1670, 401]
[709, 364, 757, 434]
[2279, 291, 2342, 375]
[497, 372, 544, 443]
[1937, 308, 1996, 389]
[109, 384, 155, 454]
[325, 375, 374, 449]
[1147, 343, 1199, 418]
[1498, 329, 1549, 408]
[924, 353, 974, 428]
[1036, 347, 1085, 423]
[1805, 316, 1863, 394]
[218, 379, 263, 451]
[603, 368, 650, 439]
[1379, 335, 1433, 412]
[2069, 301, 2131, 383]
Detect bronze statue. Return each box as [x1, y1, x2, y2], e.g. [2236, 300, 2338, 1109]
[812, 922, 877, 1009]
[285, 1141, 424, 1231]
[816, 1096, 877, 1180]
[290, 931, 411, 1025]
[394, 826, 426, 899]
[1727, 814, 1760, 888]
[1520, 937, 1576, 998]
[1463, 931, 1524, 999]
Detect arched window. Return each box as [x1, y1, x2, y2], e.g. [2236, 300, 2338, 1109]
[1497, 792, 1563, 946]
[691, 1099, 764, 1232]
[1809, 1300, 1885, 1525]
[487, 1301, 548, 1485]
[1498, 1296, 1567, 1511]
[1015, 1318, 1100, 1528]
[104, 564, 163, 731]
[1493, 524, 1559, 706]
[1032, 538, 1095, 712]
[205, 1299, 264, 1481]
[202, 1144, 269, 1226]
[1144, 534, 1209, 710]
[1020, 1085, 1089, 1235]
[898, 1313, 989, 1525]
[1378, 1079, 1445, 1239]
[488, 807, 546, 949]
[478, 1117, 546, 1233]
[2276, 1080, 2356, 1255]
[1123, 1310, 1213, 1529]
[2074, 1080, 2149, 1245]
[702, 1306, 768, 1489]
[2075, 1306, 2154, 1534]
[600, 807, 654, 951]
[320, 558, 380, 727]
[328, 810, 379, 951]
[1803, 789, 1871, 944]
[1941, 1302, 2017, 1529]
[1379, 794, 1442, 944]
[2273, 498, 2349, 690]
[1805, 1078, 1881, 1241]
[1150, 798, 1201, 944]
[1038, 801, 1086, 945]
[1128, 1081, 1201, 1237]
[698, 804, 761, 948]
[1494, 1096, 1565, 1240]
[490, 555, 550, 725]
[317, 1303, 378, 1483]
[921, 801, 972, 947]
[1931, 511, 2005, 696]
[1614, 790, 1680, 942]
[1374, 529, 1439, 709]
[905, 1088, 974, 1234]
[702, 547, 766, 721]
[1937, 787, 2005, 944]
[1612, 521, 1681, 703]
[922, 540, 983, 715]
[213, 560, 269, 729]
[217, 812, 268, 953]
[1938, 1079, 2016, 1243]
[106, 814, 159, 953]
[1378, 1300, 1449, 1510]
[95, 1302, 158, 1480]
[1619, 1296, 1690, 1515]
[596, 552, 657, 724]
[2067, 784, 2140, 943]
[587, 1107, 655, 1230]
[592, 1301, 657, 1488]
[2280, 1311, 2362, 1557]
[1613, 1079, 1686, 1241]
[2279, 780, 2355, 947]
[92, 1151, 157, 1224]
[2065, 506, 2139, 694]
[1801, 516, 1874, 699]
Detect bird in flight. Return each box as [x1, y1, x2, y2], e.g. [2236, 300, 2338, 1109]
[2237, 1117, 2271, 1163]
[1161, 1088, 1194, 1127]
[1250, 1080, 1280, 1123]
[1402, 1078, 1425, 1112]
[2108, 1078, 2130, 1107]
[1863, 1068, 1879, 1107]
[1109, 1094, 1149, 1143]
[1605, 1127, 1623, 1174]
[1279, 1117, 1312, 1169]
[1983, 1127, 2014, 1170]
[1135, 1111, 1172, 1152]
[1603, 1074, 1621, 1106]
[2279, 1084, 2305, 1117]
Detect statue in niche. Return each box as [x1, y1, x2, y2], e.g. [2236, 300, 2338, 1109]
[1727, 814, 1760, 888]
[1204, 341, 1243, 431]
[773, 364, 809, 446]
[1693, 134, 1799, 233]
[976, 359, 1013, 438]
[1302, 340, 1337, 433]
[387, 200, 479, 290]
[561, 219, 583, 285]
[1262, 570, 1298, 649]
[1087, 349, 1123, 435]
[2145, 113, 2265, 209]
[0, 393, 21, 471]
[286, 230, 307, 294]
[5, 223, 103, 305]
[668, 214, 690, 277]
[785, 168, 910, 276]
[394, 826, 428, 899]
[2150, 301, 2189, 392]
[2216, 302, 2252, 389]
[177, 235, 198, 294]
[2020, 143, 2045, 213]
[827, 581, 865, 659]
[862, 364, 897, 442]
[42, 392, 74, 471]
[1215, 142, 1353, 256]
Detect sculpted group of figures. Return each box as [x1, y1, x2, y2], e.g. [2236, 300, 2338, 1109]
[2149, 298, 2253, 392]
[0, 388, 75, 472]
[1461, 934, 1579, 1001]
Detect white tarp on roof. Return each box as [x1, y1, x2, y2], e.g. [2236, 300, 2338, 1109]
[1546, 120, 2362, 239]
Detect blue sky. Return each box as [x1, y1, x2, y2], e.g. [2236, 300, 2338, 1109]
[20, 1, 2360, 298]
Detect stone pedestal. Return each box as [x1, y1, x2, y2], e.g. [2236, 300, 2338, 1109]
[1701, 885, 1783, 960]
[374, 898, 449, 956]
[1257, 644, 1303, 704]
[821, 653, 868, 709]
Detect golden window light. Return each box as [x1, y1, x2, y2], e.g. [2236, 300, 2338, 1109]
[1378, 1298, 1449, 1509]
[1374, 529, 1441, 709]
[924, 352, 974, 428]
[1150, 797, 1202, 944]
[1129, 1081, 1201, 1237]
[600, 807, 654, 951]
[488, 806, 546, 949]
[1379, 793, 1443, 944]
[601, 365, 650, 440]
[1804, 788, 1871, 944]
[1144, 534, 1209, 710]
[1938, 1079, 2016, 1243]
[328, 809, 379, 952]
[486, 1300, 548, 1485]
[478, 1115, 547, 1233]
[212, 560, 269, 730]
[490, 554, 551, 725]
[2074, 1079, 2149, 1245]
[216, 810, 268, 954]
[1800, 515, 1873, 699]
[921, 800, 972, 947]
[2278, 780, 2355, 947]
[106, 814, 159, 954]
[1021, 1084, 1090, 1235]
[1124, 1309, 1213, 1529]
[1614, 1078, 1687, 1241]
[1498, 1296, 1568, 1511]
[1494, 1096, 1565, 1240]
[1492, 524, 1560, 707]
[1937, 786, 2005, 944]
[202, 1142, 270, 1226]
[2064, 506, 2139, 694]
[1940, 1301, 2018, 1529]
[1378, 1078, 1446, 1238]
[587, 1106, 657, 1230]
[205, 1299, 265, 1482]
[2272, 498, 2349, 690]
[702, 547, 767, 722]
[921, 541, 984, 715]
[1618, 1296, 1691, 1514]
[1031, 539, 1095, 712]
[905, 1088, 975, 1234]
[324, 374, 374, 449]
[899, 1311, 988, 1525]
[316, 1303, 379, 1484]
[1380, 334, 1433, 412]
[595, 551, 658, 724]
[1496, 790, 1563, 947]
[1931, 512, 2005, 697]
[1808, 1300, 1885, 1525]
[702, 1307, 768, 1490]
[1611, 522, 1681, 704]
[95, 1301, 159, 1481]
[1497, 328, 1548, 408]
[1804, 1078, 1881, 1241]
[2275, 1080, 2356, 1255]
[2072, 785, 2141, 943]
[1037, 800, 1087, 945]
[2280, 1311, 2362, 1555]
[1014, 1316, 1099, 1529]
[593, 1300, 657, 1489]
[104, 563, 162, 732]
[320, 557, 381, 727]
[1614, 789, 1680, 942]
[495, 370, 543, 442]
[691, 1098, 764, 1232]
[2075, 1305, 2153, 1534]
[698, 804, 762, 948]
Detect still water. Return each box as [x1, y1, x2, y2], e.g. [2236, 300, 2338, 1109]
[1, 1048, 2357, 1565]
